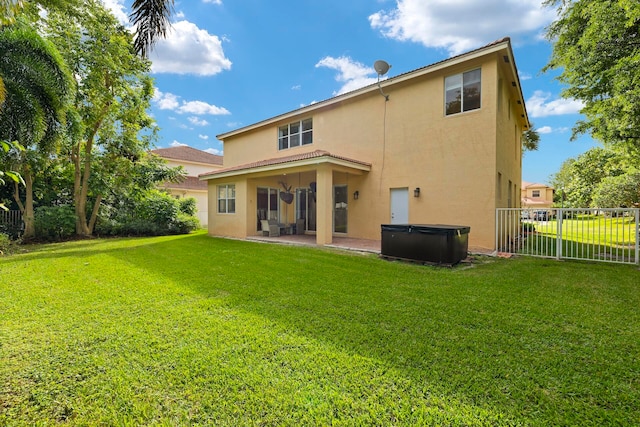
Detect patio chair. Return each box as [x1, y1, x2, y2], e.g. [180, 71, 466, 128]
[261, 220, 280, 237]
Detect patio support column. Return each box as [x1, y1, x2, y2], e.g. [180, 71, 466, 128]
[315, 164, 333, 246]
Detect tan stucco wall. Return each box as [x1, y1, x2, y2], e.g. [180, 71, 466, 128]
[164, 159, 219, 176]
[521, 185, 555, 209]
[208, 179, 248, 237]
[208, 49, 524, 252]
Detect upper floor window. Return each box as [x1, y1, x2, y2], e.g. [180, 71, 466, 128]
[532, 190, 540, 198]
[445, 69, 481, 115]
[279, 118, 312, 150]
[217, 184, 235, 214]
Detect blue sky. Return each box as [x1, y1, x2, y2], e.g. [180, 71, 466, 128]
[104, 0, 599, 185]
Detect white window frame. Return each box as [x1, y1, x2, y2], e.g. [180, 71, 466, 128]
[278, 118, 313, 150]
[532, 190, 540, 198]
[217, 184, 235, 214]
[445, 68, 481, 116]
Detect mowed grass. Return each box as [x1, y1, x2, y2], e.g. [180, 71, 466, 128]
[524, 215, 637, 261]
[535, 214, 637, 245]
[1, 231, 639, 426]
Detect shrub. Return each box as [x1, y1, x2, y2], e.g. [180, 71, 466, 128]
[0, 233, 13, 255]
[178, 197, 197, 216]
[34, 205, 76, 241]
[96, 190, 199, 237]
[0, 220, 23, 240]
[170, 212, 200, 234]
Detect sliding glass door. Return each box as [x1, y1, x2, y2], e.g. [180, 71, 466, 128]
[295, 188, 316, 232]
[257, 187, 279, 231]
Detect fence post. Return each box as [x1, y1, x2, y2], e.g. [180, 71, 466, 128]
[556, 209, 563, 260]
[495, 209, 499, 254]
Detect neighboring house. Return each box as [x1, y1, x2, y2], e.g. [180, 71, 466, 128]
[521, 181, 555, 210]
[200, 37, 530, 252]
[151, 146, 223, 226]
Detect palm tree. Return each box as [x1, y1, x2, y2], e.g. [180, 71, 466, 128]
[0, 23, 74, 238]
[130, 0, 174, 57]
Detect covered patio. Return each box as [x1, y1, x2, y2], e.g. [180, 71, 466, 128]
[246, 234, 381, 254]
[201, 150, 372, 246]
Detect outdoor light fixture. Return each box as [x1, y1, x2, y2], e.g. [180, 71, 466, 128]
[374, 59, 391, 101]
[353, 190, 359, 200]
[414, 187, 420, 198]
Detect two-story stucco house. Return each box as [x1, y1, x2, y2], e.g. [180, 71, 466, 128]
[151, 146, 223, 226]
[200, 37, 530, 252]
[521, 181, 555, 210]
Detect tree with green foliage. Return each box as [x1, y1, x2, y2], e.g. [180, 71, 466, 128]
[1, 0, 175, 57]
[0, 22, 73, 238]
[592, 171, 640, 208]
[544, 0, 640, 151]
[550, 147, 628, 207]
[0, 140, 23, 211]
[42, 0, 158, 237]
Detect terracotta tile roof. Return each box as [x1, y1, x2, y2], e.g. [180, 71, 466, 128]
[151, 146, 223, 165]
[200, 150, 371, 178]
[161, 176, 207, 191]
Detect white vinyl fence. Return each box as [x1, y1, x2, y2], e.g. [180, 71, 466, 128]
[496, 208, 639, 265]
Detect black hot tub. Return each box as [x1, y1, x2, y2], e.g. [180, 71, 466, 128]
[381, 224, 470, 265]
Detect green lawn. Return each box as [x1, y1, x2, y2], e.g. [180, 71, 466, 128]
[1, 231, 639, 425]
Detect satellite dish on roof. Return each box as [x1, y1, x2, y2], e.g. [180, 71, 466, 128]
[373, 60, 391, 101]
[373, 60, 391, 76]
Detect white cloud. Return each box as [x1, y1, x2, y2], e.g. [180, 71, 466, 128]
[300, 100, 319, 108]
[204, 148, 223, 155]
[180, 100, 229, 115]
[189, 116, 210, 126]
[153, 89, 180, 110]
[198, 134, 209, 140]
[527, 91, 584, 118]
[537, 126, 553, 134]
[101, 0, 128, 25]
[170, 140, 187, 147]
[315, 56, 380, 95]
[150, 20, 232, 76]
[203, 0, 223, 4]
[519, 71, 532, 81]
[291, 85, 302, 90]
[369, 0, 556, 56]
[153, 89, 230, 116]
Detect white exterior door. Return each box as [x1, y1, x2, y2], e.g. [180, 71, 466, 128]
[390, 188, 409, 224]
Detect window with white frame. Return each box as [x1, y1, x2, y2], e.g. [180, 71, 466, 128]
[532, 190, 540, 198]
[278, 118, 312, 150]
[445, 69, 481, 115]
[217, 184, 235, 214]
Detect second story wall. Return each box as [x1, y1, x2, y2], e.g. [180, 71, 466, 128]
[495, 56, 526, 209]
[163, 159, 217, 177]
[221, 54, 504, 196]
